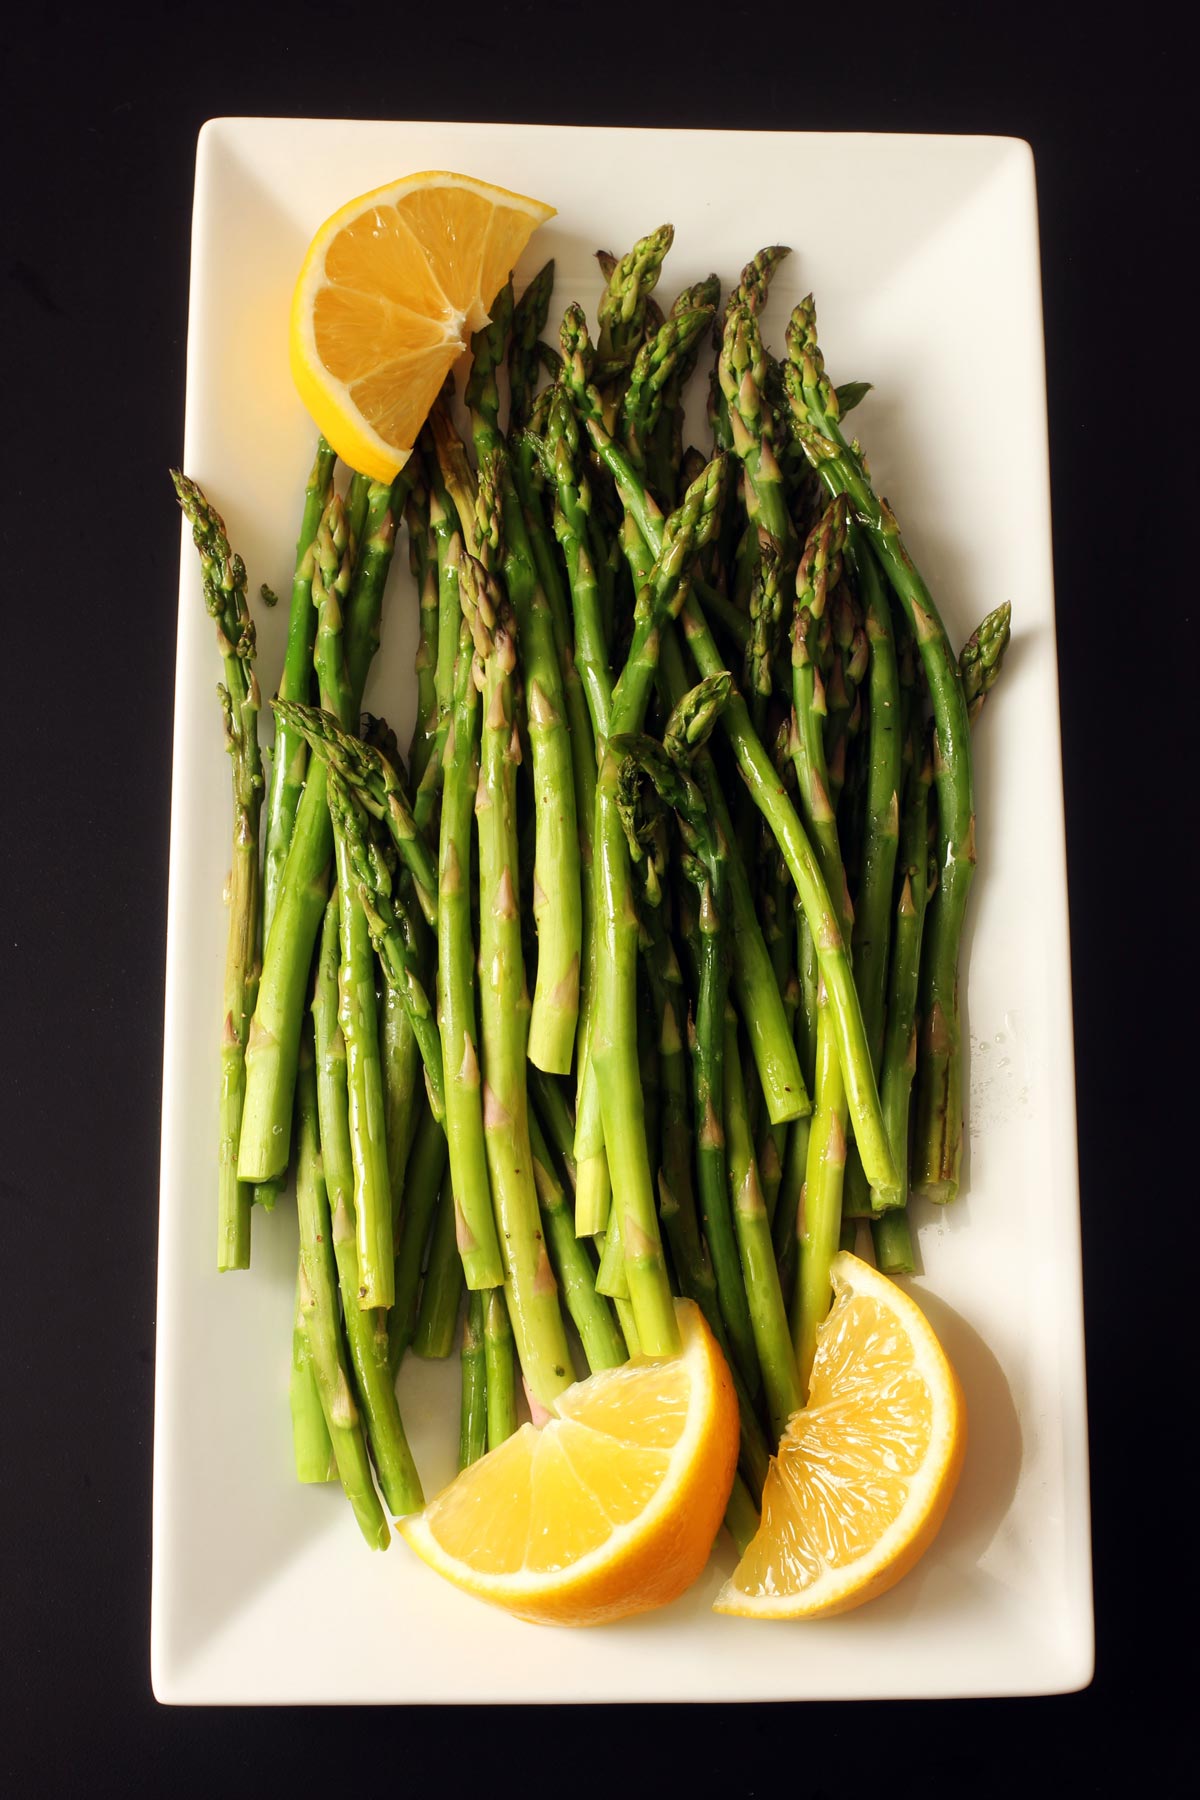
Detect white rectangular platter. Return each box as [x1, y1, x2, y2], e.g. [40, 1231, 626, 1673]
[152, 118, 1092, 1702]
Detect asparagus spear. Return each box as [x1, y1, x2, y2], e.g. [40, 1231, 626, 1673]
[786, 498, 857, 1389]
[872, 603, 1011, 1267]
[407, 468, 440, 793]
[381, 981, 420, 1231]
[678, 591, 896, 1191]
[613, 772, 720, 1346]
[326, 772, 445, 1124]
[484, 1288, 519, 1449]
[458, 544, 574, 1409]
[272, 699, 437, 927]
[527, 1109, 626, 1370]
[326, 786, 395, 1311]
[592, 457, 728, 1358]
[531, 387, 612, 1233]
[458, 1292, 489, 1470]
[842, 539, 903, 1220]
[509, 258, 556, 432]
[567, 378, 890, 1169]
[719, 302, 794, 557]
[413, 1172, 464, 1359]
[311, 888, 423, 1515]
[708, 246, 792, 542]
[526, 1071, 578, 1180]
[823, 585, 869, 816]
[171, 472, 264, 1271]
[467, 327, 582, 1072]
[237, 472, 406, 1185]
[621, 304, 715, 475]
[470, 303, 583, 1072]
[345, 470, 371, 565]
[310, 521, 405, 1312]
[508, 427, 611, 1241]
[723, 1005, 803, 1441]
[388, 1101, 449, 1373]
[474, 446, 582, 1065]
[261, 437, 336, 934]
[648, 273, 721, 504]
[595, 223, 675, 393]
[435, 595, 506, 1291]
[294, 1023, 391, 1548]
[783, 298, 974, 1203]
[621, 499, 806, 1133]
[288, 1283, 335, 1485]
[755, 722, 801, 1223]
[611, 698, 760, 1393]
[960, 601, 1013, 722]
[417, 452, 465, 836]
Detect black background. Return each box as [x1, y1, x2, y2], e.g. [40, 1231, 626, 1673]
[3, 3, 1188, 1792]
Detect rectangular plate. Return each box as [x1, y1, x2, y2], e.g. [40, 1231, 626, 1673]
[153, 119, 1092, 1702]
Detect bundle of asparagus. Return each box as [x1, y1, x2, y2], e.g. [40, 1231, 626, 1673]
[174, 227, 1010, 1553]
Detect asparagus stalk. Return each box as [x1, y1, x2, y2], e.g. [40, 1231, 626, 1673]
[509, 429, 611, 1240]
[648, 273, 721, 504]
[294, 1023, 390, 1547]
[310, 522, 398, 1312]
[621, 304, 715, 475]
[469, 300, 582, 1073]
[326, 786, 394, 1311]
[413, 1172, 464, 1359]
[291, 1321, 331, 1487]
[311, 890, 423, 1515]
[723, 1006, 803, 1441]
[458, 1292, 489, 1469]
[651, 585, 806, 1132]
[345, 470, 371, 564]
[272, 699, 437, 928]
[381, 982, 420, 1230]
[289, 1273, 334, 1483]
[595, 1197, 631, 1300]
[509, 258, 556, 432]
[842, 539, 902, 1219]
[417, 454, 465, 836]
[871, 1206, 915, 1276]
[708, 246, 792, 550]
[407, 469, 440, 792]
[562, 341, 863, 1141]
[676, 591, 896, 1191]
[786, 498, 857, 1389]
[458, 544, 574, 1408]
[327, 773, 445, 1123]
[237, 473, 405, 1184]
[435, 597, 506, 1291]
[484, 1288, 519, 1449]
[526, 1070, 577, 1181]
[528, 1109, 626, 1371]
[756, 724, 800, 1223]
[533, 387, 612, 1232]
[592, 457, 728, 1358]
[262, 437, 336, 933]
[611, 700, 760, 1392]
[960, 601, 1013, 723]
[719, 302, 794, 557]
[595, 223, 675, 394]
[871, 605, 1010, 1263]
[618, 796, 721, 1345]
[480, 443, 582, 1072]
[171, 472, 264, 1270]
[783, 299, 974, 1202]
[388, 1101, 449, 1373]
